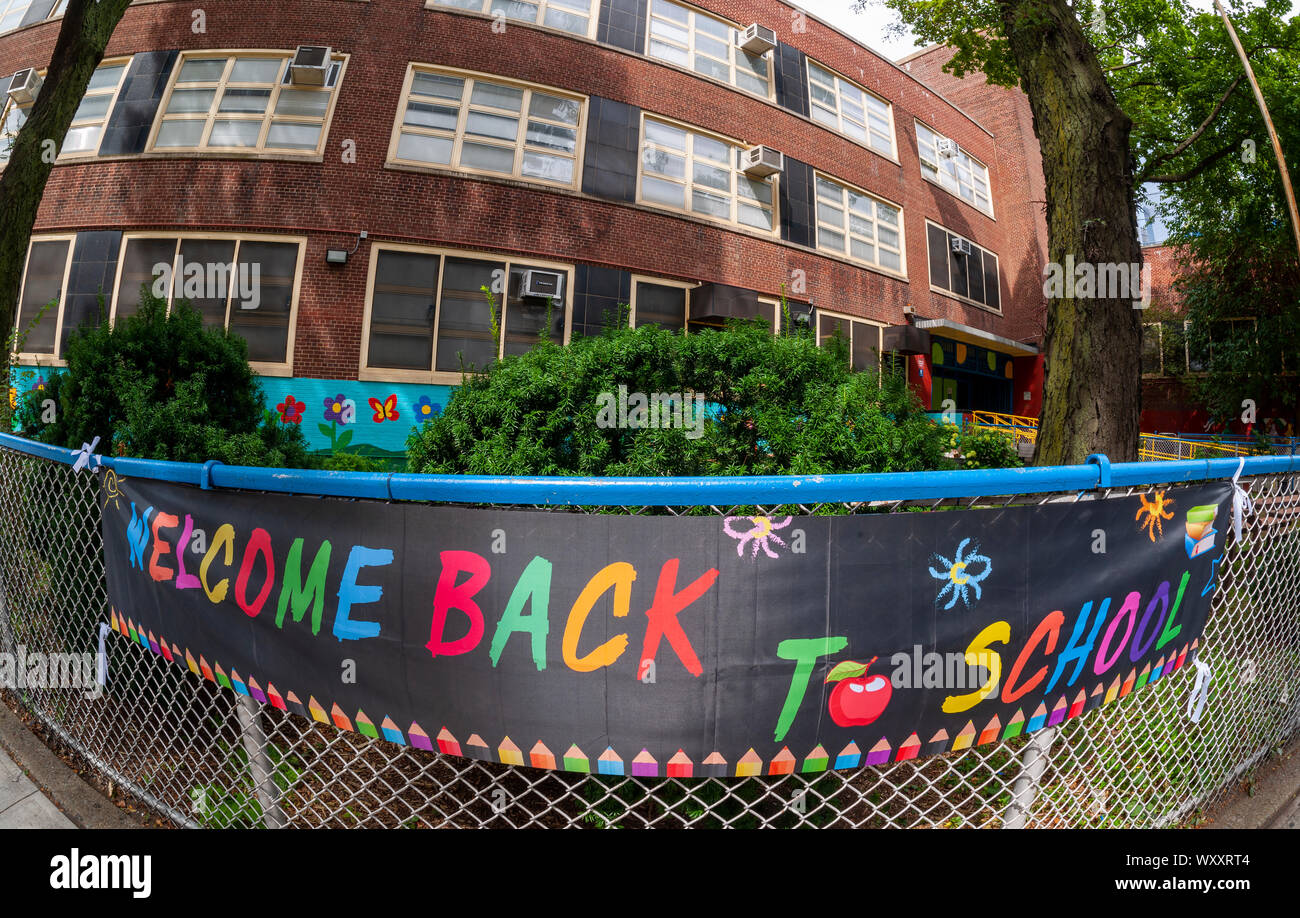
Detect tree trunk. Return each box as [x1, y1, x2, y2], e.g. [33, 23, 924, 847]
[998, 0, 1143, 465]
[0, 0, 133, 339]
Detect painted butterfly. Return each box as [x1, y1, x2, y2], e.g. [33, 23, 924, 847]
[369, 394, 400, 423]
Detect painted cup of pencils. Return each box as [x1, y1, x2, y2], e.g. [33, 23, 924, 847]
[1184, 505, 1218, 559]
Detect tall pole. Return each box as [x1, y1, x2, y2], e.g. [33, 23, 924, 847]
[1214, 0, 1300, 261]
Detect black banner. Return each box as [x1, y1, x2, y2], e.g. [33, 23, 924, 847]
[101, 473, 1231, 777]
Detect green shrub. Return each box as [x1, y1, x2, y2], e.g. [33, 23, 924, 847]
[320, 450, 386, 473]
[946, 425, 1024, 470]
[16, 289, 312, 468]
[408, 318, 950, 476]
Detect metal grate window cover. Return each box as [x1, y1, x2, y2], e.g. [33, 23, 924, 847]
[0, 441, 1296, 829]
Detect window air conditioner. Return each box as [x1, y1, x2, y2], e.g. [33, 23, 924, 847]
[6, 69, 41, 105]
[521, 269, 565, 299]
[289, 46, 332, 86]
[740, 145, 783, 178]
[738, 24, 777, 55]
[951, 237, 973, 256]
[935, 137, 960, 159]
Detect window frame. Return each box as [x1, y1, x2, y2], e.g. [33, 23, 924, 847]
[386, 63, 587, 190]
[360, 241, 575, 384]
[423, 0, 601, 41]
[146, 49, 348, 158]
[925, 219, 1002, 314]
[813, 171, 906, 277]
[626, 274, 696, 330]
[814, 307, 885, 375]
[804, 58, 896, 161]
[644, 0, 775, 102]
[636, 112, 780, 236]
[107, 231, 307, 376]
[915, 119, 993, 218]
[57, 55, 133, 161]
[10, 233, 76, 365]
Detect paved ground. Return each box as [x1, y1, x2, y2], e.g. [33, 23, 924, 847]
[0, 747, 74, 828]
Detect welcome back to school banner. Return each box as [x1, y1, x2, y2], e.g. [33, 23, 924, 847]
[101, 474, 1231, 777]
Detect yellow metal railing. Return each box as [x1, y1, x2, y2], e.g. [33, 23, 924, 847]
[957, 415, 1269, 462]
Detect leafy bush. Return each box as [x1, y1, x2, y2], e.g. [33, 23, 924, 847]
[16, 290, 312, 467]
[408, 318, 951, 476]
[946, 425, 1024, 470]
[320, 450, 386, 472]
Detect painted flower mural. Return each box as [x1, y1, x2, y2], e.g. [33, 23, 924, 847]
[723, 515, 793, 559]
[928, 538, 993, 610]
[324, 394, 349, 425]
[276, 395, 305, 424]
[414, 395, 442, 422]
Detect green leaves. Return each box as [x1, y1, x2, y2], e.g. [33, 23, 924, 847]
[825, 660, 871, 683]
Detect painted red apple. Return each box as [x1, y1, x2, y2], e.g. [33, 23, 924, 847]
[826, 656, 892, 728]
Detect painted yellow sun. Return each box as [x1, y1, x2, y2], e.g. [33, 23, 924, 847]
[1136, 490, 1175, 542]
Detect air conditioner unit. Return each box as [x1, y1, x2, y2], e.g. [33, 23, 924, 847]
[902, 304, 916, 316]
[289, 46, 332, 86]
[951, 237, 973, 256]
[741, 145, 783, 178]
[738, 24, 777, 55]
[521, 269, 565, 300]
[6, 68, 41, 105]
[935, 137, 960, 159]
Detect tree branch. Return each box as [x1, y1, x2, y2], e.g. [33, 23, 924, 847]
[1144, 136, 1248, 184]
[1138, 75, 1244, 180]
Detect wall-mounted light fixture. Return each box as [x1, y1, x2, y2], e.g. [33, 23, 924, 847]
[326, 230, 367, 266]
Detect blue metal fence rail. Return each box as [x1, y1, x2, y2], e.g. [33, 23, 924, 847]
[4, 430, 1297, 504]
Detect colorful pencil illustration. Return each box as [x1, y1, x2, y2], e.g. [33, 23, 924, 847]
[1026, 702, 1048, 733]
[355, 710, 378, 738]
[380, 716, 404, 745]
[147, 630, 160, 655]
[769, 747, 796, 775]
[330, 703, 353, 732]
[702, 752, 728, 778]
[896, 733, 921, 761]
[861, 738, 887, 767]
[467, 734, 492, 761]
[185, 649, 200, 677]
[306, 696, 328, 724]
[1002, 709, 1026, 740]
[1088, 683, 1104, 712]
[1048, 695, 1069, 727]
[667, 749, 693, 778]
[498, 737, 523, 766]
[214, 663, 232, 690]
[530, 741, 556, 770]
[159, 639, 174, 663]
[1134, 663, 1151, 691]
[1068, 690, 1086, 719]
[1120, 668, 1137, 697]
[801, 745, 829, 773]
[925, 729, 950, 757]
[952, 721, 976, 751]
[597, 746, 624, 776]
[1188, 638, 1200, 667]
[1105, 675, 1121, 704]
[286, 691, 307, 718]
[230, 669, 249, 696]
[978, 715, 1001, 745]
[632, 748, 658, 777]
[246, 676, 267, 705]
[736, 748, 762, 777]
[436, 727, 460, 756]
[1150, 655, 1166, 683]
[563, 744, 590, 773]
[266, 683, 287, 711]
[408, 722, 432, 751]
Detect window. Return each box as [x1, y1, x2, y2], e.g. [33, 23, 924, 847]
[816, 310, 882, 372]
[425, 0, 599, 38]
[638, 116, 777, 233]
[630, 277, 692, 330]
[111, 234, 304, 372]
[806, 61, 894, 158]
[61, 58, 130, 157]
[150, 51, 345, 155]
[390, 67, 584, 188]
[11, 236, 74, 360]
[916, 121, 992, 216]
[646, 0, 772, 99]
[0, 92, 29, 167]
[1, 0, 62, 34]
[926, 222, 1000, 311]
[1185, 316, 1256, 374]
[361, 244, 571, 382]
[814, 174, 904, 274]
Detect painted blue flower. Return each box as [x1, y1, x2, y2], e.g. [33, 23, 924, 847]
[928, 538, 992, 610]
[414, 395, 442, 422]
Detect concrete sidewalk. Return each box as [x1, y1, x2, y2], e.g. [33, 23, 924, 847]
[0, 747, 75, 828]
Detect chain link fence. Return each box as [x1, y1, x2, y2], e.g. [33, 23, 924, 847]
[0, 440, 1297, 829]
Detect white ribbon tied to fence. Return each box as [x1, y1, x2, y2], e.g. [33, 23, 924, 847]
[96, 622, 109, 688]
[71, 436, 102, 473]
[1231, 457, 1254, 541]
[1186, 658, 1213, 723]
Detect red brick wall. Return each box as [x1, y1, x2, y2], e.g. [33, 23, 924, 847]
[4, 0, 1049, 380]
[1142, 243, 1187, 313]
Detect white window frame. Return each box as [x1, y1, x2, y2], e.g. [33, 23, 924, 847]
[814, 172, 906, 277]
[815, 308, 885, 374]
[11, 234, 75, 365]
[805, 59, 895, 160]
[644, 0, 774, 101]
[58, 56, 132, 160]
[637, 113, 779, 235]
[916, 120, 992, 217]
[627, 274, 695, 330]
[108, 232, 306, 376]
[0, 0, 60, 35]
[148, 49, 348, 157]
[387, 64, 586, 190]
[926, 219, 1001, 314]
[423, 0, 600, 41]
[360, 242, 575, 384]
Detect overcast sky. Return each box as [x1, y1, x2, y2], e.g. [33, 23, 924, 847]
[790, 0, 1300, 62]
